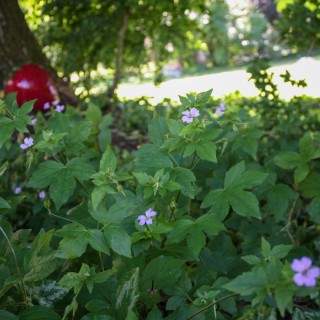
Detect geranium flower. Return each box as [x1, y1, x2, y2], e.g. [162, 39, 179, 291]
[20, 137, 34, 149]
[291, 256, 320, 287]
[182, 107, 200, 123]
[137, 208, 157, 226]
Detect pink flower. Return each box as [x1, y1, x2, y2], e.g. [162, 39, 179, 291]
[20, 137, 34, 149]
[182, 107, 200, 123]
[55, 105, 65, 112]
[137, 208, 157, 226]
[291, 256, 320, 287]
[39, 191, 46, 200]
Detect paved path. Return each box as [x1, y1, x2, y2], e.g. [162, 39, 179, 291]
[117, 57, 320, 103]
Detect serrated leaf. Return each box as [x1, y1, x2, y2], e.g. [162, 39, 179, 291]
[274, 152, 303, 170]
[294, 163, 309, 184]
[0, 197, 10, 209]
[134, 144, 173, 172]
[261, 237, 271, 258]
[87, 229, 110, 255]
[196, 89, 213, 105]
[142, 256, 184, 290]
[223, 269, 267, 295]
[224, 161, 246, 188]
[104, 226, 131, 257]
[0, 117, 15, 147]
[275, 286, 294, 316]
[100, 146, 117, 171]
[242, 255, 261, 265]
[308, 196, 320, 223]
[265, 184, 296, 221]
[195, 141, 217, 162]
[227, 188, 261, 219]
[270, 244, 292, 259]
[229, 170, 268, 189]
[201, 189, 230, 220]
[28, 158, 94, 209]
[19, 306, 61, 320]
[148, 116, 169, 146]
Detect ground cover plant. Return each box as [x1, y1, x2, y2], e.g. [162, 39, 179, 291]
[1, 75, 320, 319]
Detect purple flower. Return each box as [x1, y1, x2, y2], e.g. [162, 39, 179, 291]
[20, 137, 34, 149]
[215, 102, 226, 116]
[291, 256, 320, 287]
[55, 105, 65, 112]
[14, 187, 22, 195]
[43, 102, 51, 110]
[39, 191, 46, 200]
[31, 118, 37, 125]
[52, 100, 60, 106]
[137, 208, 157, 226]
[181, 107, 200, 123]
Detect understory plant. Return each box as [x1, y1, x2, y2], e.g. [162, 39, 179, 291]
[0, 86, 320, 319]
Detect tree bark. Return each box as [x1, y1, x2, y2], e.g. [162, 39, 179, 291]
[0, 0, 78, 105]
[106, 9, 130, 102]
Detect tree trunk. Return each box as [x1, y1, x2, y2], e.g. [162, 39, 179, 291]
[106, 9, 130, 103]
[0, 0, 78, 105]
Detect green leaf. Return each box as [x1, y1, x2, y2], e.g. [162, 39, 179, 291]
[223, 269, 267, 296]
[227, 188, 261, 219]
[195, 141, 217, 162]
[134, 144, 173, 172]
[229, 170, 268, 189]
[104, 226, 131, 257]
[146, 306, 163, 320]
[28, 158, 94, 209]
[274, 152, 303, 170]
[275, 286, 294, 316]
[195, 214, 226, 235]
[142, 256, 184, 290]
[0, 117, 15, 147]
[86, 103, 102, 125]
[98, 114, 112, 149]
[100, 146, 117, 171]
[116, 268, 139, 315]
[224, 161, 246, 188]
[299, 133, 316, 161]
[87, 229, 110, 255]
[242, 255, 261, 265]
[20, 306, 61, 320]
[133, 172, 151, 185]
[308, 196, 320, 223]
[261, 237, 271, 258]
[270, 244, 292, 259]
[201, 189, 230, 221]
[0, 197, 10, 209]
[0, 310, 18, 320]
[300, 172, 320, 198]
[148, 116, 169, 146]
[294, 163, 309, 184]
[265, 184, 296, 221]
[106, 199, 137, 224]
[196, 89, 213, 105]
[167, 119, 183, 136]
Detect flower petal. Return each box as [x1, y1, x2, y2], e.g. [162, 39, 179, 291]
[293, 273, 306, 286]
[291, 257, 312, 272]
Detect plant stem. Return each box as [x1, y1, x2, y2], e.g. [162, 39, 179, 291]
[186, 293, 238, 320]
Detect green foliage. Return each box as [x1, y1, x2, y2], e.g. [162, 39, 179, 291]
[1, 82, 320, 319]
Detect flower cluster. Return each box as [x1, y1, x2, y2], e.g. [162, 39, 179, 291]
[181, 107, 200, 123]
[137, 208, 157, 226]
[43, 100, 64, 112]
[291, 256, 320, 287]
[20, 137, 34, 150]
[215, 102, 226, 115]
